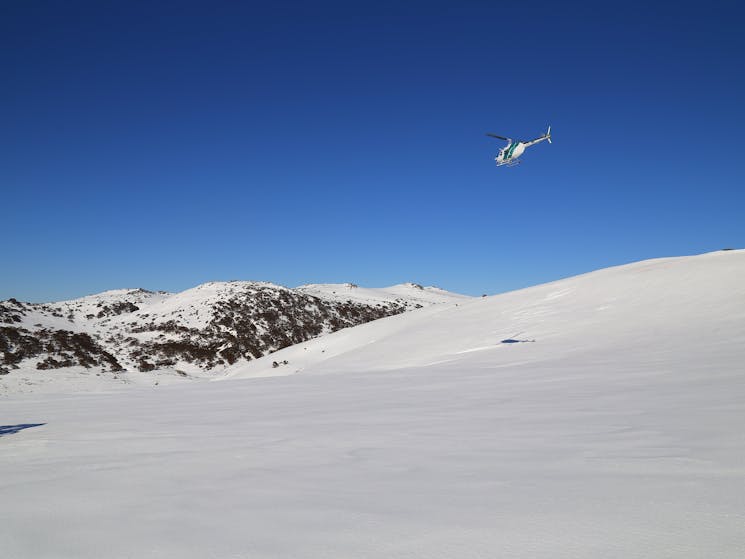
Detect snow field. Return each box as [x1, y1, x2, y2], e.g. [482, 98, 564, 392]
[1, 250, 744, 558]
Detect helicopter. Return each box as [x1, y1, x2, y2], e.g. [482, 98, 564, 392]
[486, 125, 551, 166]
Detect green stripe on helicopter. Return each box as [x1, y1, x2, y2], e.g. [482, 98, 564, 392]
[506, 141, 519, 159]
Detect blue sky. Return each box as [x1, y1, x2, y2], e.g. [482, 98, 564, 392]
[2, 0, 743, 301]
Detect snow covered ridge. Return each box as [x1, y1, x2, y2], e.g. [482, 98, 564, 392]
[227, 249, 745, 378]
[296, 281, 468, 306]
[0, 281, 468, 389]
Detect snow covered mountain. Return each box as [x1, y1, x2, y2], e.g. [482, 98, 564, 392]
[0, 281, 469, 392]
[228, 249, 745, 380]
[2, 250, 744, 558]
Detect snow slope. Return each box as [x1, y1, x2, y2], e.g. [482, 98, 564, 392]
[228, 249, 745, 378]
[1, 250, 744, 558]
[297, 281, 471, 307]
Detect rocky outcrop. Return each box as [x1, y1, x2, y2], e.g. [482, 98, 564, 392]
[0, 282, 420, 375]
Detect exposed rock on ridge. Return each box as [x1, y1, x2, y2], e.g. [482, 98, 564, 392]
[1, 281, 465, 378]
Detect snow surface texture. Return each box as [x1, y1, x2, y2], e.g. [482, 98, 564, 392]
[1, 250, 744, 558]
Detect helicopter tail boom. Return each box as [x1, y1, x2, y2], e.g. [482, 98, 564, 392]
[524, 125, 552, 147]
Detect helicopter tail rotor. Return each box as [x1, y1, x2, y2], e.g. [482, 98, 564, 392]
[546, 125, 552, 144]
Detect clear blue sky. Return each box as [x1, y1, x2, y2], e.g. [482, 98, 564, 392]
[2, 0, 743, 301]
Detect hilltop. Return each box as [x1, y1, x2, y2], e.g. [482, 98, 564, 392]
[0, 281, 469, 393]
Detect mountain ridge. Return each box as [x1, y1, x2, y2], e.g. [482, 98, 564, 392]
[0, 281, 469, 392]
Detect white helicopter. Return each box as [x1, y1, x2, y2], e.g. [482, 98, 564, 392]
[486, 125, 551, 166]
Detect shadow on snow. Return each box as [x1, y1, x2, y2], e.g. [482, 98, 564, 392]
[0, 424, 46, 437]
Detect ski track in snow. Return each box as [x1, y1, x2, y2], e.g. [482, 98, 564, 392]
[1, 250, 745, 558]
